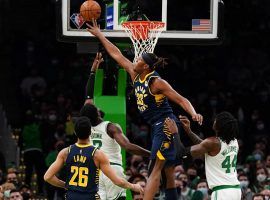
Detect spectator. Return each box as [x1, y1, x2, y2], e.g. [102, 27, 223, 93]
[196, 180, 209, 200]
[238, 173, 253, 200]
[20, 110, 45, 194]
[260, 189, 270, 199]
[20, 68, 47, 97]
[177, 172, 195, 200]
[252, 193, 264, 200]
[9, 189, 23, 200]
[6, 173, 18, 188]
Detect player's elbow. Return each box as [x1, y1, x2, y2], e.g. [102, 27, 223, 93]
[122, 142, 132, 152]
[44, 173, 52, 182]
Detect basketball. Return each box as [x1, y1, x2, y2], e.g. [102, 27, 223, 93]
[80, 0, 101, 21]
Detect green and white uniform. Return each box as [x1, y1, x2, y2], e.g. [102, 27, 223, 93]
[90, 121, 126, 200]
[205, 139, 241, 200]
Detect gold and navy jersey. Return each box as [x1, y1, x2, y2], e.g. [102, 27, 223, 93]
[133, 71, 173, 124]
[65, 144, 99, 194]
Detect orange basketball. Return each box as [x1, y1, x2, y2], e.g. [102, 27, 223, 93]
[80, 0, 101, 21]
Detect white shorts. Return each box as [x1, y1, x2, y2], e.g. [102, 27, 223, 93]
[98, 164, 126, 200]
[211, 188, 241, 200]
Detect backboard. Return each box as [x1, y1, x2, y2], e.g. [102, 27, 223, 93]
[56, 0, 224, 44]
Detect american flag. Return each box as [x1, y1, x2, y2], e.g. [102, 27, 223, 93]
[192, 19, 211, 31]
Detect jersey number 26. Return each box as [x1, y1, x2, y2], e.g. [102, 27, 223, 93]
[69, 166, 89, 187]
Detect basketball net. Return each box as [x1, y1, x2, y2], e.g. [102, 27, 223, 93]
[122, 21, 165, 63]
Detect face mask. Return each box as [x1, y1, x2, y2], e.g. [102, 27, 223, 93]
[4, 190, 10, 198]
[240, 181, 249, 189]
[254, 153, 262, 161]
[198, 188, 208, 196]
[182, 181, 188, 188]
[176, 187, 181, 195]
[243, 168, 250, 173]
[48, 114, 57, 121]
[257, 123, 264, 130]
[257, 174, 266, 182]
[189, 174, 197, 181]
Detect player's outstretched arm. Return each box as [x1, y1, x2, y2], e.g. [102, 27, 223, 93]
[44, 148, 67, 189]
[107, 123, 151, 157]
[179, 115, 203, 144]
[94, 150, 144, 195]
[85, 52, 104, 105]
[86, 19, 137, 81]
[151, 78, 203, 125]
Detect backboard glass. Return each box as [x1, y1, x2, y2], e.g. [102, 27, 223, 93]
[56, 0, 224, 44]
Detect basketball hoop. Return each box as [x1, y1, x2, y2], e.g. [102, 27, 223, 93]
[122, 21, 165, 62]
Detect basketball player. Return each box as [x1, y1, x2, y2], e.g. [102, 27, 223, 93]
[86, 20, 203, 200]
[165, 112, 241, 200]
[44, 117, 144, 200]
[81, 52, 150, 200]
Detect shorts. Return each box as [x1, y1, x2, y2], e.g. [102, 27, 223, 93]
[98, 163, 126, 200]
[150, 114, 181, 164]
[66, 191, 100, 200]
[211, 188, 241, 200]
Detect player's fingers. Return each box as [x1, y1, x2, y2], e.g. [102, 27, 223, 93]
[86, 23, 93, 28]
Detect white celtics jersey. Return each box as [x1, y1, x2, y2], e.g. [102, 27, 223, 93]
[205, 138, 240, 189]
[90, 121, 122, 165]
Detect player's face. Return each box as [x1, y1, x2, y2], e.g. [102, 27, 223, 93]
[134, 57, 148, 74]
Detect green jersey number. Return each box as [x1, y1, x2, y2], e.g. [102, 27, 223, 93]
[92, 140, 102, 149]
[222, 155, 237, 173]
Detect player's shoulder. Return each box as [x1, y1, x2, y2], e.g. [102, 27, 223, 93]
[202, 137, 220, 149]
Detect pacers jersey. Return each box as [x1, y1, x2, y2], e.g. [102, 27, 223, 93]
[133, 71, 173, 124]
[65, 144, 99, 194]
[90, 121, 122, 165]
[205, 139, 240, 189]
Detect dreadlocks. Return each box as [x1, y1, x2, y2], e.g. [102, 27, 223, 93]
[215, 111, 239, 144]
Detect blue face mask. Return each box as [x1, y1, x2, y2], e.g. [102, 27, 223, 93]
[197, 188, 208, 197]
[254, 153, 262, 161]
[240, 181, 249, 189]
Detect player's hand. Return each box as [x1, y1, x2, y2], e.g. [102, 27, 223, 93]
[86, 19, 102, 37]
[91, 52, 104, 72]
[179, 115, 192, 134]
[192, 113, 203, 125]
[165, 117, 178, 134]
[132, 183, 144, 195]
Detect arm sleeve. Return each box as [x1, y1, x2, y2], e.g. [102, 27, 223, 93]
[85, 72, 95, 99]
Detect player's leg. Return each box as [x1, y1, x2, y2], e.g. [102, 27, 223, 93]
[143, 158, 165, 200]
[100, 165, 126, 200]
[164, 165, 178, 200]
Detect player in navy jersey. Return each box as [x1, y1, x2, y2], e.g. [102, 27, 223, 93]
[44, 117, 143, 200]
[87, 20, 203, 200]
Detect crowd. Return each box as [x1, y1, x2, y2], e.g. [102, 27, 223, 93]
[1, 0, 270, 199]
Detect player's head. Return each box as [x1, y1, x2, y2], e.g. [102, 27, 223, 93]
[80, 104, 100, 126]
[134, 53, 167, 74]
[213, 111, 239, 144]
[74, 116, 91, 139]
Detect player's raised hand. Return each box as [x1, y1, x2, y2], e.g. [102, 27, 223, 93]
[192, 113, 203, 125]
[179, 115, 192, 134]
[91, 52, 104, 72]
[165, 117, 178, 134]
[132, 183, 144, 195]
[86, 19, 102, 37]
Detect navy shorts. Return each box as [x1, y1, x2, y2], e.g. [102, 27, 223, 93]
[150, 114, 181, 163]
[66, 191, 100, 200]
